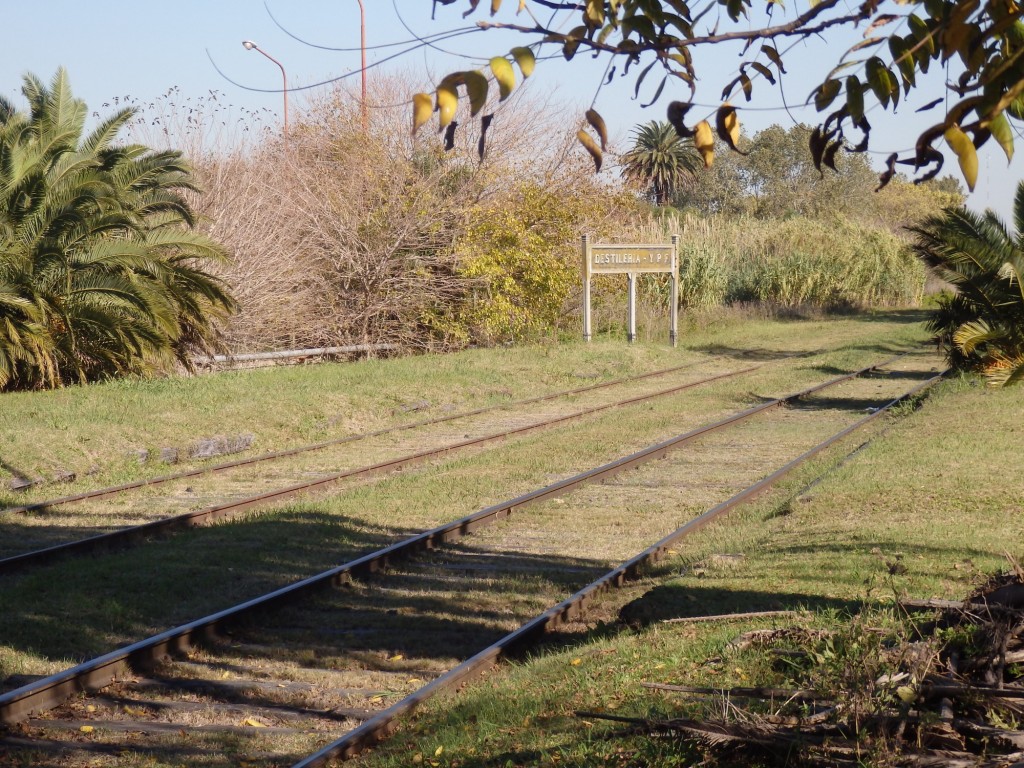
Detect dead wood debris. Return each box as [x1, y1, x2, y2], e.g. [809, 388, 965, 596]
[579, 566, 1024, 766]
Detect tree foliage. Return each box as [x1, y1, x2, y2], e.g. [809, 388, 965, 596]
[911, 181, 1024, 385]
[0, 69, 235, 390]
[429, 0, 1024, 191]
[674, 123, 964, 225]
[621, 120, 701, 205]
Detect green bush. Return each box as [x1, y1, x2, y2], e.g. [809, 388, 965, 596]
[677, 243, 728, 309]
[645, 213, 926, 313]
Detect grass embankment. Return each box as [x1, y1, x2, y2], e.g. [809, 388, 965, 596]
[355, 376, 1023, 767]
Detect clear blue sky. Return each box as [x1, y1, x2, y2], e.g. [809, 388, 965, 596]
[4, 1, 1019, 219]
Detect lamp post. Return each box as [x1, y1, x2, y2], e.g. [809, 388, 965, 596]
[355, 0, 367, 131]
[242, 40, 288, 139]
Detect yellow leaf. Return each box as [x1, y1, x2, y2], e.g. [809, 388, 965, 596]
[243, 717, 267, 728]
[411, 93, 432, 135]
[491, 0, 502, 13]
[389, 654, 404, 661]
[715, 103, 743, 154]
[511, 47, 536, 78]
[570, 657, 583, 666]
[585, 108, 608, 151]
[407, 677, 423, 684]
[518, 0, 527, 12]
[490, 56, 515, 100]
[85, 705, 96, 713]
[463, 71, 489, 116]
[221, 671, 230, 679]
[576, 130, 602, 172]
[435, 746, 444, 757]
[896, 685, 917, 703]
[436, 83, 458, 129]
[413, 754, 423, 764]
[79, 725, 94, 734]
[694, 119, 715, 168]
[944, 123, 978, 191]
[987, 112, 1014, 163]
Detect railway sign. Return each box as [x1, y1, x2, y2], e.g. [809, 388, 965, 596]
[581, 235, 679, 345]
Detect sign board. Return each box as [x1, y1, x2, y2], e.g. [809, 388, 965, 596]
[581, 235, 679, 346]
[586, 245, 675, 275]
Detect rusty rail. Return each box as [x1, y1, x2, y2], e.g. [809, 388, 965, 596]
[3, 360, 713, 517]
[0, 355, 921, 725]
[292, 372, 945, 765]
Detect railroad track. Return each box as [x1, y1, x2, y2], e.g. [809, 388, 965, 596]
[3, 358, 719, 518]
[0, 342, 917, 572]
[0, 351, 944, 767]
[0, 363, 757, 574]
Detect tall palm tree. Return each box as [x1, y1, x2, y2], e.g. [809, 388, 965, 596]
[621, 120, 701, 206]
[0, 69, 236, 389]
[910, 181, 1024, 386]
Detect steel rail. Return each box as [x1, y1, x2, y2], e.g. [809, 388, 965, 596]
[0, 354, 918, 725]
[3, 360, 714, 517]
[0, 367, 756, 575]
[292, 371, 946, 766]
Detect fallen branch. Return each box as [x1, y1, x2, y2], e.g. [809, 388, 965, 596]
[726, 627, 832, 651]
[661, 609, 797, 625]
[901, 598, 1024, 616]
[921, 681, 1024, 700]
[641, 682, 827, 702]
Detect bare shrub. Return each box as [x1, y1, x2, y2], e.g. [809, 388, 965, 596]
[173, 74, 638, 352]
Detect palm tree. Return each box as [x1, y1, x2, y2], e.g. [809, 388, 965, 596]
[621, 120, 701, 206]
[910, 181, 1024, 386]
[0, 69, 236, 389]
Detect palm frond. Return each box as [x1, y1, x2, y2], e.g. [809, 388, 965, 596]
[915, 180, 1024, 386]
[0, 68, 236, 390]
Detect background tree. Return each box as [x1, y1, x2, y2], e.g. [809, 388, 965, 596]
[0, 69, 235, 390]
[621, 121, 700, 205]
[430, 1, 1024, 192]
[675, 124, 963, 228]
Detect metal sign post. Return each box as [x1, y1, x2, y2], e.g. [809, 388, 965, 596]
[582, 234, 592, 343]
[581, 236, 678, 346]
[626, 273, 637, 343]
[670, 234, 679, 347]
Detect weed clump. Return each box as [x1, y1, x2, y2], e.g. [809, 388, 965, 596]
[581, 564, 1024, 766]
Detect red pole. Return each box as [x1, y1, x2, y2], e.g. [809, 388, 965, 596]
[356, 0, 367, 131]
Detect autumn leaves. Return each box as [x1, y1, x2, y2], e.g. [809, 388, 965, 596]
[411, 47, 535, 160]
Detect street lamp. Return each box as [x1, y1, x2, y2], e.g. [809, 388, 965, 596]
[242, 40, 288, 139]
